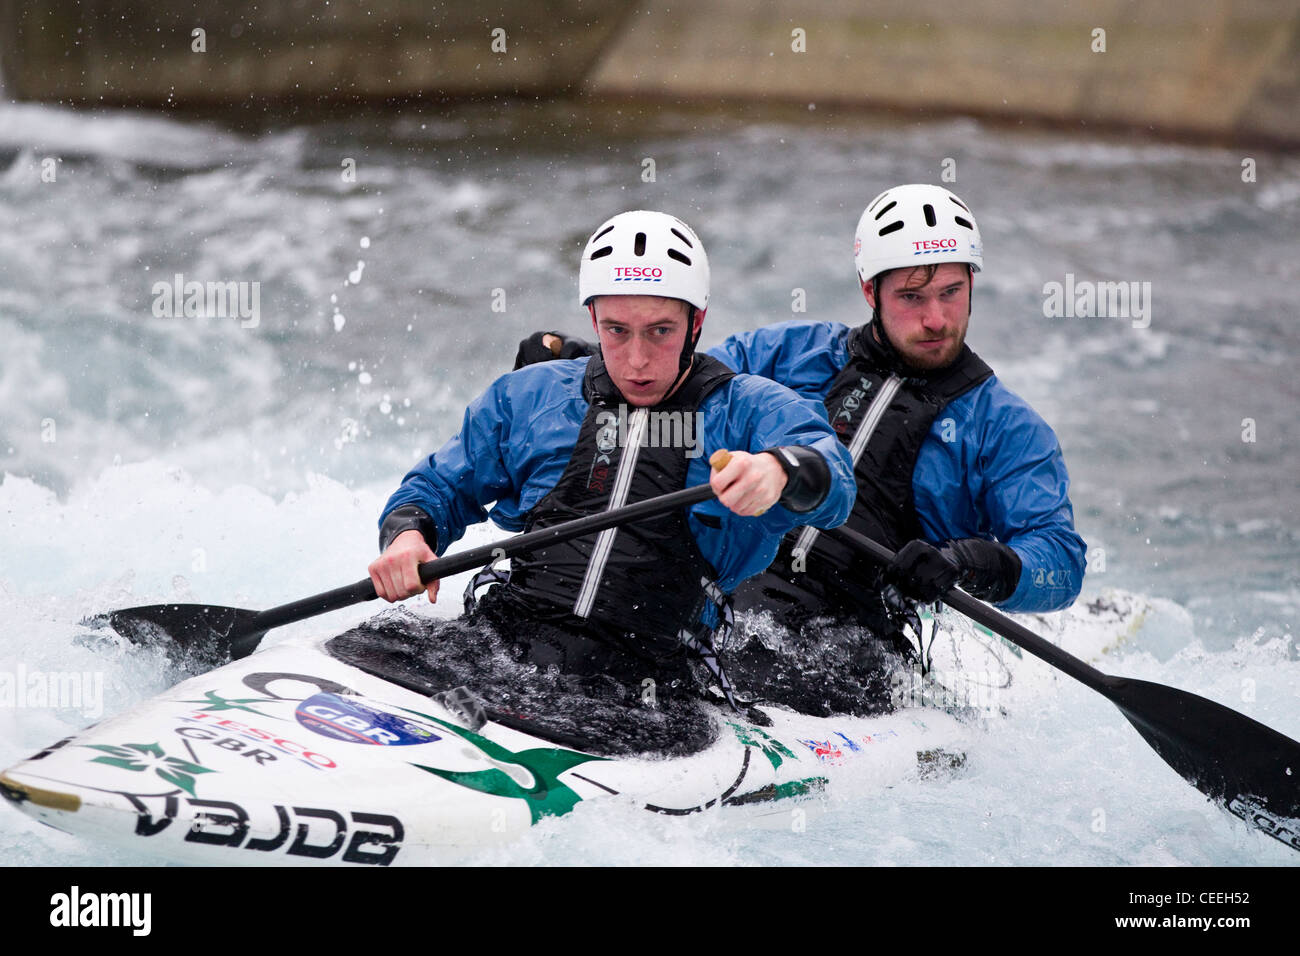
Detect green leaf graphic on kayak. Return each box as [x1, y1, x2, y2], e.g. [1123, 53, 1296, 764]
[83, 742, 215, 796]
[729, 722, 796, 770]
[405, 712, 606, 824]
[178, 690, 280, 718]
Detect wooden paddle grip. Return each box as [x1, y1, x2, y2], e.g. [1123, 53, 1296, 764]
[707, 449, 766, 515]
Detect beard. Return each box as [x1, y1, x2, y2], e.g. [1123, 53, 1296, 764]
[875, 319, 967, 371]
[896, 331, 965, 370]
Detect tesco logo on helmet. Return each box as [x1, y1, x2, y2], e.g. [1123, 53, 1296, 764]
[912, 238, 958, 251]
[612, 265, 664, 281]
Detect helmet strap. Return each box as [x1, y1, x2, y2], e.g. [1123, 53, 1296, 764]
[678, 305, 700, 377]
[868, 273, 905, 365]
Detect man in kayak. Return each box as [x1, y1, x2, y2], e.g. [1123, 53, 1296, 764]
[514, 186, 1086, 711]
[366, 210, 855, 722]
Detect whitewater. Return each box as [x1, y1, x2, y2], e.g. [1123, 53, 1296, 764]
[1, 98, 1297, 865]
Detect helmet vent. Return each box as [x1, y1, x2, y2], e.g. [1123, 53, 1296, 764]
[878, 220, 904, 236]
[923, 204, 937, 227]
[670, 228, 694, 248]
[954, 216, 973, 230]
[590, 245, 613, 260]
[873, 200, 897, 221]
[948, 196, 970, 212]
[667, 248, 692, 266]
[634, 232, 647, 256]
[591, 224, 615, 242]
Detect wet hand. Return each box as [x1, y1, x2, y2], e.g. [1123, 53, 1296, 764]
[709, 449, 788, 517]
[368, 530, 440, 603]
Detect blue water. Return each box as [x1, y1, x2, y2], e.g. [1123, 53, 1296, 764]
[1, 98, 1297, 865]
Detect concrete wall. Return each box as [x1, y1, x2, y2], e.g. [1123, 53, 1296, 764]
[2, 1, 1296, 144]
[584, 0, 1300, 146]
[0, 0, 634, 104]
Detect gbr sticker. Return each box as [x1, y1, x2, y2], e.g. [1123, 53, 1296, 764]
[295, 693, 442, 746]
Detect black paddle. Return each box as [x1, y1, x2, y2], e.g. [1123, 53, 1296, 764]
[96, 481, 721, 666]
[827, 524, 1300, 851]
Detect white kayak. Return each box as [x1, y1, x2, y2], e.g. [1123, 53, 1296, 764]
[0, 590, 1148, 866]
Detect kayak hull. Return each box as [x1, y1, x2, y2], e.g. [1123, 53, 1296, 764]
[0, 642, 967, 866]
[2, 590, 1145, 865]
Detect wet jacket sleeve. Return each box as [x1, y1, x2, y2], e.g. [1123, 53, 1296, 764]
[687, 374, 855, 592]
[378, 376, 520, 555]
[914, 382, 1087, 613]
[707, 320, 848, 403]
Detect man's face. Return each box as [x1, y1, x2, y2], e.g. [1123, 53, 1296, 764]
[590, 295, 703, 406]
[865, 262, 972, 370]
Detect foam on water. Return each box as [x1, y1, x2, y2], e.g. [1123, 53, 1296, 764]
[1, 99, 1297, 865]
[2, 463, 1297, 865]
[0, 102, 251, 170]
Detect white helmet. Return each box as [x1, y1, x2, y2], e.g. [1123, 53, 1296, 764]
[854, 184, 983, 283]
[578, 210, 709, 312]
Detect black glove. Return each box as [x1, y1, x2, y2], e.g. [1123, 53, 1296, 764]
[943, 537, 1022, 603]
[512, 331, 595, 369]
[886, 537, 1022, 604]
[886, 540, 962, 603]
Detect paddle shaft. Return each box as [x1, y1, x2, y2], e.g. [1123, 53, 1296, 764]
[243, 482, 720, 635]
[827, 522, 1300, 843]
[826, 525, 1111, 694]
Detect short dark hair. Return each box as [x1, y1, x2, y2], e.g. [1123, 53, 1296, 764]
[875, 263, 973, 294]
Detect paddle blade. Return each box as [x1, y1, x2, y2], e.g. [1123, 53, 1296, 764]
[1107, 676, 1300, 847]
[92, 604, 263, 668]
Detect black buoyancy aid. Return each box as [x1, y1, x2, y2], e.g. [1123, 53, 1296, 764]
[505, 352, 735, 641]
[762, 322, 992, 618]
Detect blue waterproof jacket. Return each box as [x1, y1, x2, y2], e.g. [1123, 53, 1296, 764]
[380, 358, 856, 594]
[710, 321, 1086, 612]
